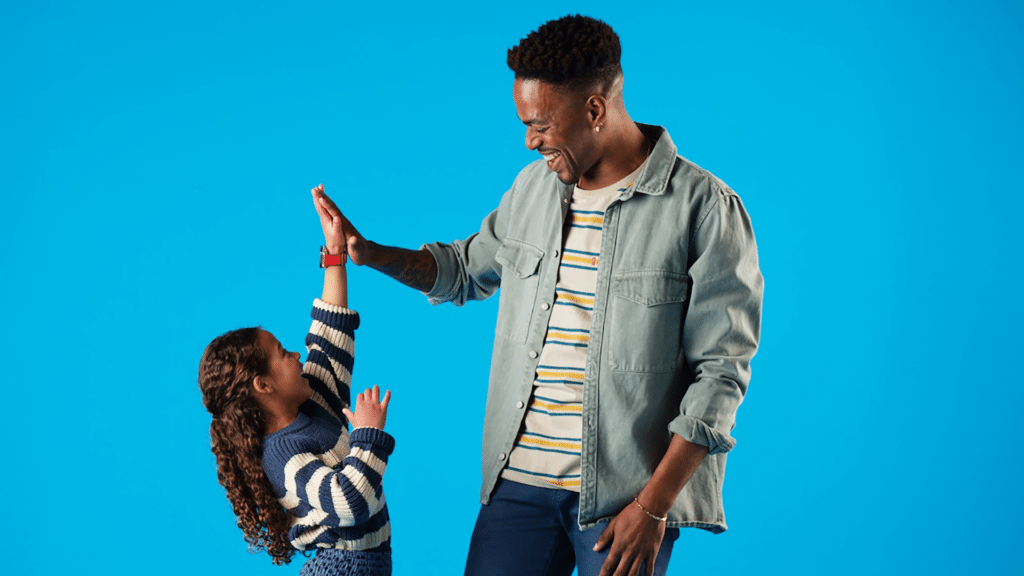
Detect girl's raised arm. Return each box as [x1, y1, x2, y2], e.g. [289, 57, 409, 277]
[312, 184, 358, 307]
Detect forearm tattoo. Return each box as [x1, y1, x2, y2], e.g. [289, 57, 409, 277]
[366, 242, 438, 293]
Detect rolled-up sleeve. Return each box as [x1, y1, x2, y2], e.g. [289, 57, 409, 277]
[422, 187, 513, 306]
[669, 192, 763, 455]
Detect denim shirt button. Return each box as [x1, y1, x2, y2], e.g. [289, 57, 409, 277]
[498, 453, 507, 461]
[541, 302, 550, 310]
[529, 350, 538, 359]
[516, 401, 524, 409]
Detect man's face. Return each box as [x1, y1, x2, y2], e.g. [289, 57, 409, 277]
[513, 78, 598, 185]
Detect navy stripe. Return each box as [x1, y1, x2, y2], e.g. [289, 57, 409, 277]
[547, 326, 590, 333]
[563, 248, 599, 256]
[569, 224, 603, 231]
[506, 466, 580, 480]
[306, 333, 355, 375]
[535, 378, 584, 386]
[522, 432, 582, 442]
[554, 301, 593, 311]
[559, 263, 599, 271]
[544, 341, 588, 348]
[534, 394, 580, 404]
[555, 287, 595, 296]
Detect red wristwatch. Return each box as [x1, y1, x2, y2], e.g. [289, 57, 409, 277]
[319, 246, 346, 268]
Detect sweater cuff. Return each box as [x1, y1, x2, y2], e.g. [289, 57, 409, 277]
[668, 415, 737, 455]
[312, 299, 360, 330]
[350, 426, 396, 456]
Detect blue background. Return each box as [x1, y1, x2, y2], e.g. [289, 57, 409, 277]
[2, 1, 1022, 574]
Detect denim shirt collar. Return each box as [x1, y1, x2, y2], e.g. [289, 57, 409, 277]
[555, 123, 676, 204]
[625, 123, 678, 200]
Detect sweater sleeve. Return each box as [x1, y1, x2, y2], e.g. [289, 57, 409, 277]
[301, 298, 360, 424]
[265, 426, 396, 531]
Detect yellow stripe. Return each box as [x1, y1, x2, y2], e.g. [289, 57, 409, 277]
[536, 370, 585, 381]
[519, 437, 581, 450]
[547, 331, 590, 343]
[556, 293, 595, 305]
[562, 254, 597, 265]
[572, 216, 604, 225]
[532, 400, 582, 413]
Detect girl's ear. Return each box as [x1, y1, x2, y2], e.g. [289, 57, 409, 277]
[252, 375, 273, 394]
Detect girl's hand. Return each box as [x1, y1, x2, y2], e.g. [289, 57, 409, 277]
[311, 184, 368, 264]
[341, 385, 391, 430]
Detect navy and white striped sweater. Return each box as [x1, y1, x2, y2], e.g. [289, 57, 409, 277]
[261, 299, 395, 552]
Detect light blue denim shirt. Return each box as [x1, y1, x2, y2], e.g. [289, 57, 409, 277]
[423, 124, 762, 532]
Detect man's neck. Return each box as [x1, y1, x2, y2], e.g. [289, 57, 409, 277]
[577, 122, 650, 190]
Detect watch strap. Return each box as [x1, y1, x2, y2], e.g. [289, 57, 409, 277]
[319, 246, 346, 267]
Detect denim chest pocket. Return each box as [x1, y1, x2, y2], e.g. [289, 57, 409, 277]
[609, 271, 690, 373]
[494, 239, 545, 344]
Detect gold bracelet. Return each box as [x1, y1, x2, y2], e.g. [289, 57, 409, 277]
[633, 496, 667, 522]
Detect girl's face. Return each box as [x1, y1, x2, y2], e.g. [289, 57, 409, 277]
[257, 330, 311, 406]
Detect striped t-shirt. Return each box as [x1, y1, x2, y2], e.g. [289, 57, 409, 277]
[502, 164, 645, 491]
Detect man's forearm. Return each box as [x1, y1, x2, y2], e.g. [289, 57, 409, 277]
[637, 434, 709, 516]
[363, 240, 438, 293]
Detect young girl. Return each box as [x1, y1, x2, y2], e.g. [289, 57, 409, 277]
[198, 185, 394, 576]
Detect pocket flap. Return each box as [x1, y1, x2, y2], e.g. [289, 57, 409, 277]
[495, 240, 544, 279]
[611, 271, 690, 306]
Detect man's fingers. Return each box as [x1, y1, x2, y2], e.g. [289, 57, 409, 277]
[645, 552, 656, 576]
[626, 554, 644, 576]
[599, 552, 620, 576]
[593, 523, 613, 552]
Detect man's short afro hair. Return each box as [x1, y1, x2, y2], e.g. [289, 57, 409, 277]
[507, 14, 622, 88]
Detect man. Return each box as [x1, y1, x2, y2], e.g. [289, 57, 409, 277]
[330, 14, 762, 576]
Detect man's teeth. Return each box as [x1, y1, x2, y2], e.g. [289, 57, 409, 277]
[543, 152, 561, 161]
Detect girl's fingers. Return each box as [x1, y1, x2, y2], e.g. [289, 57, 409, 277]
[381, 389, 391, 409]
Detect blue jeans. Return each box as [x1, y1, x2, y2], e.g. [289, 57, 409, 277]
[465, 480, 679, 576]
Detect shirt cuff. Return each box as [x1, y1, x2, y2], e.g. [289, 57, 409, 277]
[420, 242, 455, 304]
[668, 415, 737, 455]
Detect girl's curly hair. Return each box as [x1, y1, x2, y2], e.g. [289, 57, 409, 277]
[198, 327, 296, 565]
[507, 14, 622, 89]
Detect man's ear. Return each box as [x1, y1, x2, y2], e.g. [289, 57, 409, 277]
[586, 94, 607, 127]
[252, 375, 274, 394]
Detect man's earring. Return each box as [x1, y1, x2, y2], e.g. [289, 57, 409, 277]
[595, 125, 601, 133]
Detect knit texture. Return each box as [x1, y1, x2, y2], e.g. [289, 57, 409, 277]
[262, 299, 395, 555]
[299, 548, 392, 576]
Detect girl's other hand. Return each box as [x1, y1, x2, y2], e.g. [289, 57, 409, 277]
[341, 385, 391, 430]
